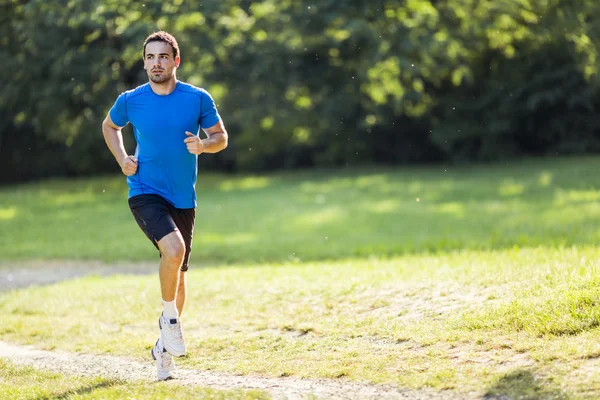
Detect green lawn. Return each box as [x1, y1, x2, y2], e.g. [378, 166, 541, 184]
[2, 248, 600, 398]
[1, 156, 600, 263]
[2, 156, 600, 399]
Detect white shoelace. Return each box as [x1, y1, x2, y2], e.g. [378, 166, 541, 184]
[168, 321, 184, 340]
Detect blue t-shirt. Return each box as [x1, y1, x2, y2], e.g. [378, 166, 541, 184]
[109, 81, 220, 208]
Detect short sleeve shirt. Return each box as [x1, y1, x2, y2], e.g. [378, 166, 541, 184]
[109, 81, 220, 208]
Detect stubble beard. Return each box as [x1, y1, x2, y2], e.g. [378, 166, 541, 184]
[149, 70, 173, 84]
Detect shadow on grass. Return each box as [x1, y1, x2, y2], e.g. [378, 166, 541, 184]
[34, 378, 122, 400]
[484, 369, 568, 400]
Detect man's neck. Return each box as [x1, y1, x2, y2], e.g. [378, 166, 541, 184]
[149, 77, 178, 96]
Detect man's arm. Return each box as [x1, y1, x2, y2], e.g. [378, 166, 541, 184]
[102, 114, 138, 176]
[201, 120, 228, 153]
[184, 120, 228, 155]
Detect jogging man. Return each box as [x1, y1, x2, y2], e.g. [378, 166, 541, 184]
[102, 31, 228, 380]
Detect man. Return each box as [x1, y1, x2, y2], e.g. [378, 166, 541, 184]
[102, 31, 228, 380]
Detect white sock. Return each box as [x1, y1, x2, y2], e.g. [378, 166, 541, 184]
[162, 300, 179, 320]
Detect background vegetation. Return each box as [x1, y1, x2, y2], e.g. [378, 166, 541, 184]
[2, 0, 599, 182]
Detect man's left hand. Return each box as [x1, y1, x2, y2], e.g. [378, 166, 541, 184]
[184, 131, 205, 155]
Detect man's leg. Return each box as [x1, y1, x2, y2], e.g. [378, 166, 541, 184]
[171, 206, 195, 318]
[153, 203, 194, 357]
[128, 195, 184, 376]
[157, 231, 186, 306]
[176, 270, 186, 316]
[156, 231, 187, 357]
[152, 233, 185, 380]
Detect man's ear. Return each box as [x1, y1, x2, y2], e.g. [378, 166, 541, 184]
[175, 56, 181, 68]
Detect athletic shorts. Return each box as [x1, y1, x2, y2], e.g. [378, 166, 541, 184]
[128, 194, 196, 271]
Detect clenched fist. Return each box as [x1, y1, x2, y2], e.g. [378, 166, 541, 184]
[120, 155, 138, 176]
[184, 131, 205, 155]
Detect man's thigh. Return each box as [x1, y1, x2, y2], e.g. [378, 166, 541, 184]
[128, 194, 178, 247]
[171, 207, 196, 271]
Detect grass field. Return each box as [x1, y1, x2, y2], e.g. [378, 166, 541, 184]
[2, 156, 600, 399]
[1, 156, 600, 263]
[0, 359, 268, 400]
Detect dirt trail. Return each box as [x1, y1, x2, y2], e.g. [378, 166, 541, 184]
[0, 261, 479, 400]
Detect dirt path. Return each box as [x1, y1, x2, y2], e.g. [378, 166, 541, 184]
[0, 340, 474, 400]
[0, 261, 478, 400]
[0, 260, 156, 291]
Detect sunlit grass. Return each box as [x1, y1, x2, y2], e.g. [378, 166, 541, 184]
[0, 359, 269, 400]
[0, 206, 17, 220]
[2, 247, 600, 397]
[1, 156, 600, 264]
[3, 156, 600, 398]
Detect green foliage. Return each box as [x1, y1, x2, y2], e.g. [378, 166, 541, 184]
[1, 0, 599, 181]
[430, 3, 600, 161]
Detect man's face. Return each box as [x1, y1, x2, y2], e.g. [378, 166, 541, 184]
[143, 41, 180, 84]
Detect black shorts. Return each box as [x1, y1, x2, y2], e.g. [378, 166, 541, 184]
[128, 194, 196, 271]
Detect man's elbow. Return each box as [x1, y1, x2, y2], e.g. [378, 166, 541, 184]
[221, 132, 228, 150]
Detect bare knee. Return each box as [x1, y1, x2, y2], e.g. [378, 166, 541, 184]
[164, 242, 185, 265]
[159, 233, 186, 266]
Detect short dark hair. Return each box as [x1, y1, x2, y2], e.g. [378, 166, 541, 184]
[143, 31, 180, 59]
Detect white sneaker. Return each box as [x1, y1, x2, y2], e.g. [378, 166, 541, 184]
[159, 313, 186, 357]
[151, 338, 176, 381]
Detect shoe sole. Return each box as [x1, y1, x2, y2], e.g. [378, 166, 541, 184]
[159, 318, 186, 357]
